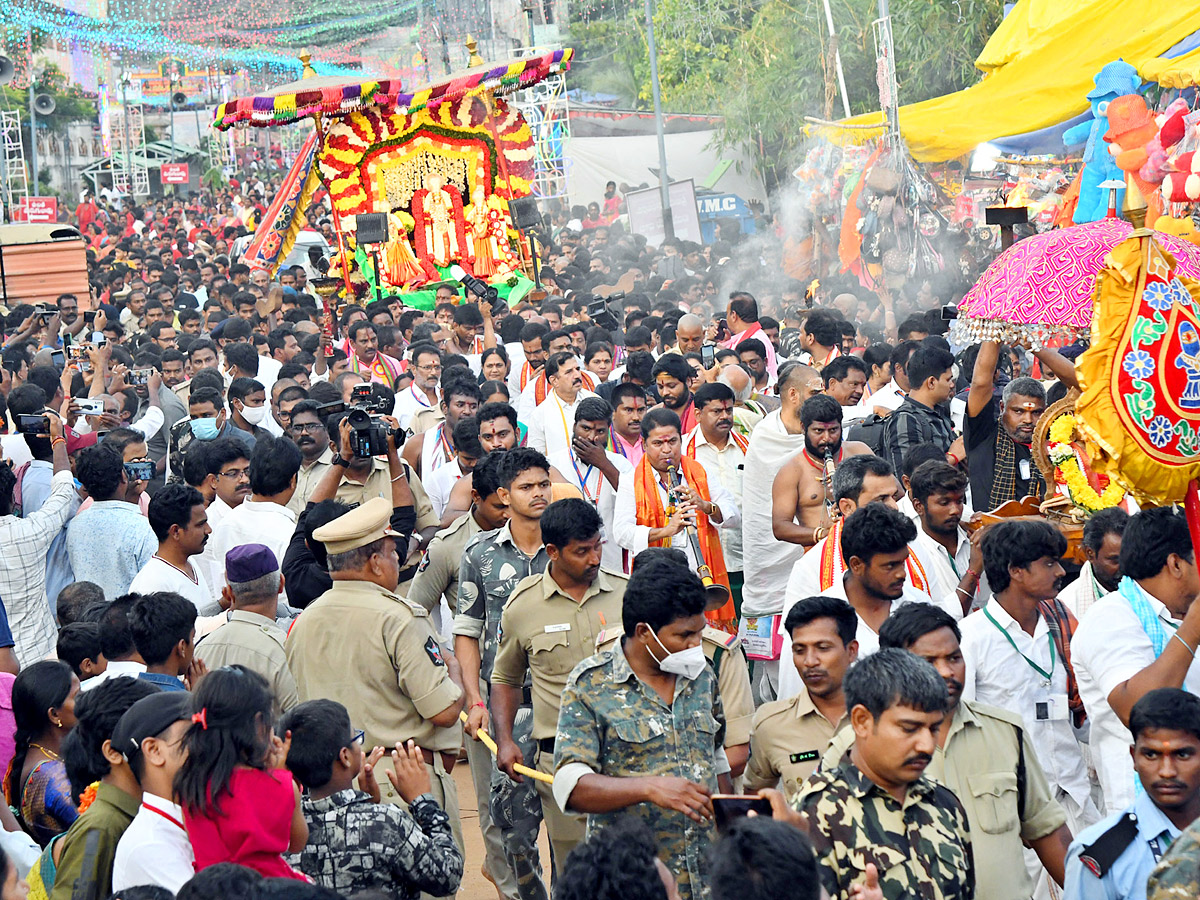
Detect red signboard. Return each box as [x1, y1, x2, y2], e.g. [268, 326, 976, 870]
[161, 163, 189, 185]
[22, 197, 58, 223]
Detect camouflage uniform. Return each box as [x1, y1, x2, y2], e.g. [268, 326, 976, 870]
[553, 643, 726, 900]
[1147, 815, 1200, 900]
[453, 522, 550, 900]
[797, 750, 975, 900]
[289, 788, 463, 900]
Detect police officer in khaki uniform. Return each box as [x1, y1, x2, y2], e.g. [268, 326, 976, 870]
[285, 497, 467, 860]
[492, 498, 628, 871]
[407, 452, 518, 900]
[327, 411, 441, 564]
[196, 543, 299, 718]
[745, 595, 857, 800]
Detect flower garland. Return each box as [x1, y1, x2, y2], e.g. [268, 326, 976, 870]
[77, 781, 99, 814]
[1048, 414, 1125, 512]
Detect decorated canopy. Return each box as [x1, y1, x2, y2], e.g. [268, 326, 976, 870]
[213, 73, 404, 131]
[953, 217, 1200, 346]
[1076, 230, 1200, 505]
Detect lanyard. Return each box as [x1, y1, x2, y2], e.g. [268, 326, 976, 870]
[570, 453, 601, 504]
[983, 606, 1055, 683]
[142, 802, 186, 832]
[554, 393, 574, 451]
[435, 424, 453, 465]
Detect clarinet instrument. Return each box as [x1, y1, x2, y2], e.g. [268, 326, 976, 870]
[666, 464, 731, 606]
[823, 449, 838, 520]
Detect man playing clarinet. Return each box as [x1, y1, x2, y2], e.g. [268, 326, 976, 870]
[613, 407, 742, 632]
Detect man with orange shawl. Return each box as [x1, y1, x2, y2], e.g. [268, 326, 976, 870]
[612, 407, 741, 634]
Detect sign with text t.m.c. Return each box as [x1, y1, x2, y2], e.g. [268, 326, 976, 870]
[161, 163, 189, 185]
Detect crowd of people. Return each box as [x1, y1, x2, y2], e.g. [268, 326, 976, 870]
[0, 181, 1190, 900]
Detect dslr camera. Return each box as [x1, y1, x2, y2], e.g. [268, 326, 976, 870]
[346, 383, 393, 458]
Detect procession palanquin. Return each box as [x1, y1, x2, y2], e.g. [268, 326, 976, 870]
[213, 48, 573, 306]
[317, 94, 536, 289]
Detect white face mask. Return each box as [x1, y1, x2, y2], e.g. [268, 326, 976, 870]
[240, 403, 269, 425]
[648, 628, 706, 680]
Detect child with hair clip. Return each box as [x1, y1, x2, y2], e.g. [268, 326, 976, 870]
[174, 665, 309, 880]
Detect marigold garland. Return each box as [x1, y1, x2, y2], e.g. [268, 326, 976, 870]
[1048, 414, 1125, 512]
[77, 782, 99, 814]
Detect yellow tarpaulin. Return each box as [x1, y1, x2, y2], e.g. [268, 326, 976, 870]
[822, 1, 1198, 163]
[1140, 46, 1200, 88]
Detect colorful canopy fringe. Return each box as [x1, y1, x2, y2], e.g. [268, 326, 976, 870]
[213, 77, 404, 131]
[243, 129, 321, 276]
[953, 217, 1200, 347]
[396, 49, 573, 115]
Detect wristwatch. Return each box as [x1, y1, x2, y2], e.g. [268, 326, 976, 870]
[331, 454, 351, 468]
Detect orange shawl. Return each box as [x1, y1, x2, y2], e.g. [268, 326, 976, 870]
[634, 454, 735, 632]
[533, 369, 597, 404]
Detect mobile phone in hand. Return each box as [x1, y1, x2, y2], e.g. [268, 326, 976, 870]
[711, 794, 773, 833]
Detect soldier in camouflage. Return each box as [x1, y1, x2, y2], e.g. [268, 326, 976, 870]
[1149, 817, 1200, 900]
[553, 559, 727, 900]
[453, 448, 552, 900]
[797, 648, 974, 900]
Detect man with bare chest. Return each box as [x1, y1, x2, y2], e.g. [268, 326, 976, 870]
[772, 395, 871, 549]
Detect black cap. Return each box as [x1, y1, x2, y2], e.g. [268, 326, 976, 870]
[111, 691, 193, 761]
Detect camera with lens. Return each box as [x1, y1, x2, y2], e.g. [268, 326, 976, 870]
[588, 293, 622, 332]
[346, 384, 393, 457]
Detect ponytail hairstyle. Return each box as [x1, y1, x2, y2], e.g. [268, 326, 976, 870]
[174, 665, 275, 817]
[61, 676, 159, 803]
[6, 661, 74, 806]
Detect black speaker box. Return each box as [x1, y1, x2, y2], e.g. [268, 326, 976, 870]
[509, 197, 543, 230]
[356, 212, 389, 245]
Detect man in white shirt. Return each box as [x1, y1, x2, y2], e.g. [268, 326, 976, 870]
[960, 519, 1098, 859]
[130, 484, 222, 621]
[518, 332, 596, 422]
[208, 435, 301, 604]
[783, 454, 936, 617]
[425, 421, 483, 521]
[110, 692, 195, 893]
[549, 396, 633, 574]
[402, 376, 481, 479]
[393, 344, 442, 431]
[684, 382, 747, 610]
[1059, 507, 1127, 619]
[906, 461, 984, 618]
[527, 352, 598, 461]
[777, 500, 941, 700]
[867, 340, 917, 414]
[613, 406, 740, 573]
[1073, 506, 1200, 814]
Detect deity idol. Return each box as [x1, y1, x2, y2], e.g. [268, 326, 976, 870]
[412, 173, 472, 272]
[465, 186, 517, 278]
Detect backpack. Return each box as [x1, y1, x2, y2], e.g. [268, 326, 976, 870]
[848, 413, 889, 455]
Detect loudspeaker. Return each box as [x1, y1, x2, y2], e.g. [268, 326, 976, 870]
[355, 212, 388, 245]
[0, 57, 13, 87]
[171, 91, 187, 106]
[509, 196, 542, 230]
[33, 94, 56, 115]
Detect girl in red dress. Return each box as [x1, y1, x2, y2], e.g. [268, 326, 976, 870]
[175, 666, 308, 880]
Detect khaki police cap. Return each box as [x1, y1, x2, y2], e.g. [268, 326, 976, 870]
[312, 496, 401, 555]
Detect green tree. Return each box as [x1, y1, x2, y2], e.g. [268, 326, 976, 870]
[567, 0, 1003, 192]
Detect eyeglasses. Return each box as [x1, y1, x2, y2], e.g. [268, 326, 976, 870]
[351, 729, 365, 745]
[291, 422, 325, 433]
[218, 467, 250, 480]
[416, 363, 442, 373]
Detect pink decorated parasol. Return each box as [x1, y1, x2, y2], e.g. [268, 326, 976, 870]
[952, 217, 1200, 346]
